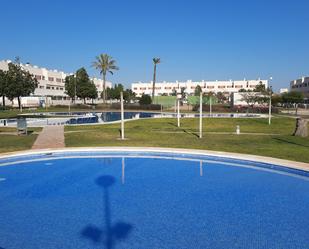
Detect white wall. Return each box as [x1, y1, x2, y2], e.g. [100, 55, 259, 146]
[132, 79, 268, 97]
[0, 60, 112, 99]
[290, 76, 309, 96]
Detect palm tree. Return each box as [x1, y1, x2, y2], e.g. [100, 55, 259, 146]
[92, 54, 119, 103]
[152, 58, 161, 100]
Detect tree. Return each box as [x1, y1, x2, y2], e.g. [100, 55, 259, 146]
[123, 89, 136, 102]
[152, 57, 161, 99]
[254, 82, 266, 92]
[87, 81, 98, 103]
[76, 67, 90, 99]
[253, 82, 272, 106]
[106, 84, 124, 100]
[92, 54, 119, 103]
[139, 94, 152, 105]
[281, 91, 304, 115]
[66, 68, 98, 104]
[75, 68, 96, 103]
[216, 92, 228, 104]
[113, 84, 124, 100]
[64, 75, 76, 102]
[271, 94, 282, 106]
[181, 87, 186, 99]
[194, 85, 202, 96]
[6, 62, 38, 111]
[0, 69, 7, 108]
[171, 89, 177, 96]
[282, 91, 304, 104]
[239, 90, 259, 112]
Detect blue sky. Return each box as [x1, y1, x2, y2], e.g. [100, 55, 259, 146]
[1, 0, 308, 91]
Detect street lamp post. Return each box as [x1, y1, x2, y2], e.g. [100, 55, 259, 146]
[177, 92, 181, 127]
[74, 77, 77, 104]
[268, 77, 273, 125]
[120, 91, 125, 140]
[209, 96, 212, 116]
[199, 92, 203, 138]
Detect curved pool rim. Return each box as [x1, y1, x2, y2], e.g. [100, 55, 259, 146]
[0, 147, 308, 174]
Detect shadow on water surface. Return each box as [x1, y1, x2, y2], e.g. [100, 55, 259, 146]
[81, 175, 133, 249]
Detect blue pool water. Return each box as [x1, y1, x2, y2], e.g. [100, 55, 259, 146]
[0, 151, 308, 249]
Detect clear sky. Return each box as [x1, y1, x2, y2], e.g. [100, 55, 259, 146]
[0, 0, 308, 91]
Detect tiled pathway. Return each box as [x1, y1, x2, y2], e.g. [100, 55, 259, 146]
[32, 125, 65, 149]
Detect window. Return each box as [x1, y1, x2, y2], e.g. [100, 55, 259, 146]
[155, 87, 161, 90]
[51, 87, 55, 90]
[207, 86, 214, 89]
[42, 76, 45, 80]
[140, 87, 147, 90]
[56, 78, 61, 83]
[35, 75, 42, 80]
[164, 87, 172, 90]
[56, 87, 59, 90]
[235, 85, 243, 88]
[39, 86, 44, 89]
[48, 77, 54, 82]
[134, 87, 138, 90]
[249, 85, 256, 88]
[60, 87, 63, 90]
[218, 85, 226, 88]
[46, 86, 51, 89]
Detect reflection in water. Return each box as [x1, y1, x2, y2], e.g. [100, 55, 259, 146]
[81, 175, 133, 249]
[121, 158, 125, 185]
[200, 161, 203, 177]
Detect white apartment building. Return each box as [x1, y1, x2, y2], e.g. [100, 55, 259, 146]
[290, 76, 309, 97]
[0, 60, 112, 100]
[132, 79, 268, 97]
[279, 88, 289, 94]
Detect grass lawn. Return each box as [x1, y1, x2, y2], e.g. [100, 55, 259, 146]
[0, 127, 42, 153]
[65, 116, 309, 163]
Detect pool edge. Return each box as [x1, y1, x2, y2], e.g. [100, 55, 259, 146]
[0, 147, 308, 172]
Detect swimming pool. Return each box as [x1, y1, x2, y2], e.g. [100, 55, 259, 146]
[0, 149, 308, 249]
[0, 111, 265, 127]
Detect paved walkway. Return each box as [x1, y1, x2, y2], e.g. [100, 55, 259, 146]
[32, 125, 65, 149]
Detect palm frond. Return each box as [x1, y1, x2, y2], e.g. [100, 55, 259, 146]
[91, 53, 119, 76]
[153, 57, 161, 64]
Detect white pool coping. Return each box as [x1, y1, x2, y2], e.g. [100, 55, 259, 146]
[0, 147, 308, 172]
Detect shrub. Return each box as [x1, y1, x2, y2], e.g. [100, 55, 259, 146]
[139, 94, 152, 105]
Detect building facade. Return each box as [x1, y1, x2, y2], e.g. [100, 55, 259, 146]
[132, 79, 268, 97]
[0, 60, 112, 100]
[290, 76, 309, 97]
[279, 88, 289, 94]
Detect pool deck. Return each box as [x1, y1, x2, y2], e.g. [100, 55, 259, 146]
[0, 147, 308, 172]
